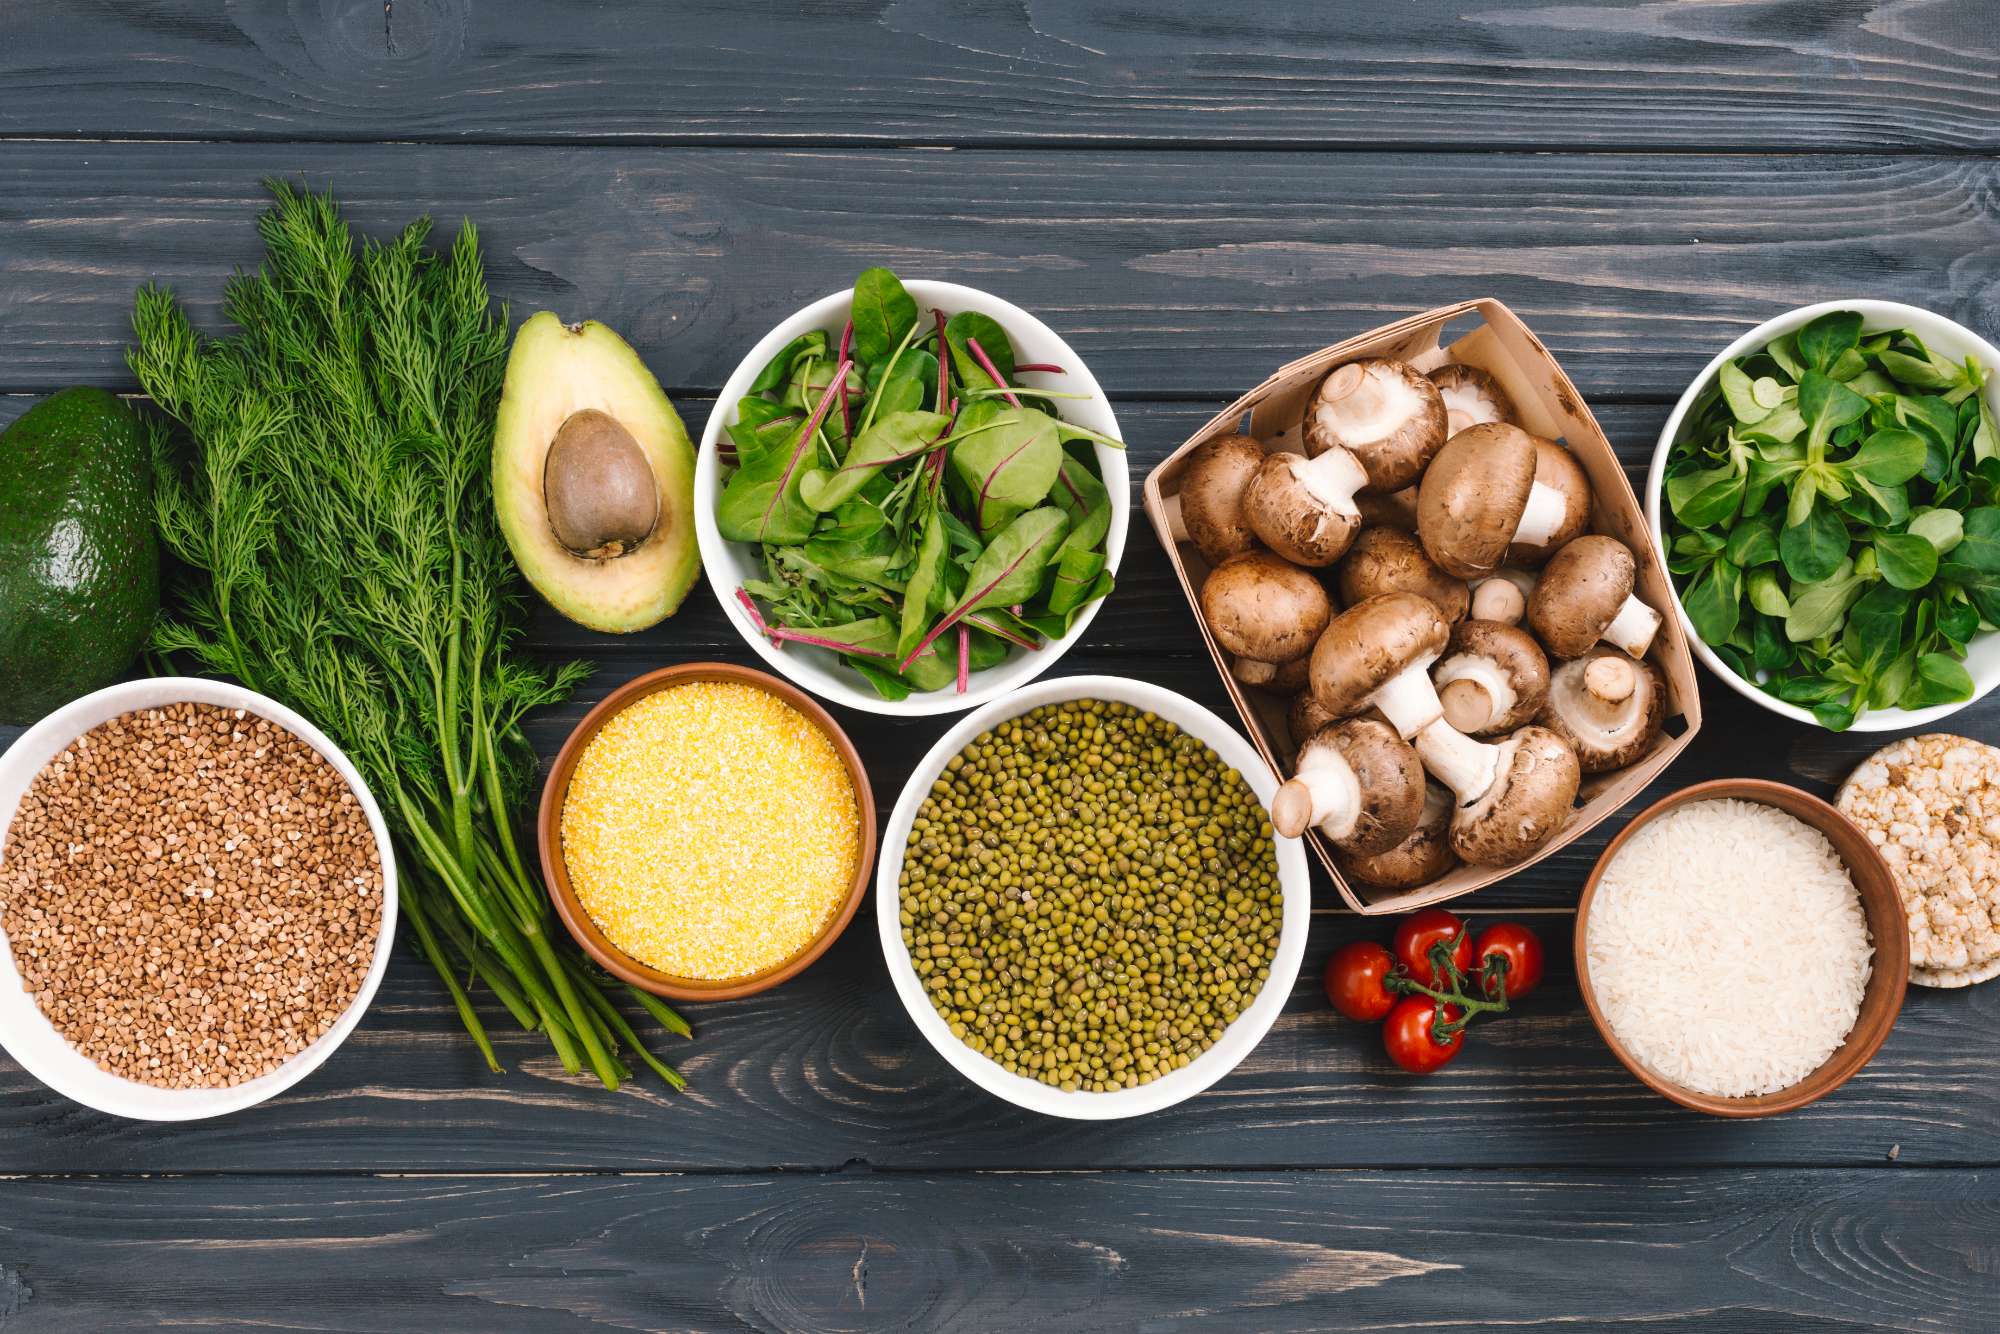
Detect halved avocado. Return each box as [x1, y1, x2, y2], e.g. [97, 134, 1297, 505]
[493, 313, 698, 633]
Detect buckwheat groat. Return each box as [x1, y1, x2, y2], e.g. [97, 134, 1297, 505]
[0, 703, 383, 1087]
[1837, 733, 2000, 984]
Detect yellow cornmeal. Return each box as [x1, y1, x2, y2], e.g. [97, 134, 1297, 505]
[561, 682, 860, 981]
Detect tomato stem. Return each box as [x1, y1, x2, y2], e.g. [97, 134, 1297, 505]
[1386, 938, 1511, 1042]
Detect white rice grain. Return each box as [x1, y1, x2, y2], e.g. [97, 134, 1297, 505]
[1585, 798, 1872, 1098]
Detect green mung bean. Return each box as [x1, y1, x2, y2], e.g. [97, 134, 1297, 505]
[899, 699, 1282, 1093]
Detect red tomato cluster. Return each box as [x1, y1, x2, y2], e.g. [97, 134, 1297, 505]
[1322, 909, 1544, 1074]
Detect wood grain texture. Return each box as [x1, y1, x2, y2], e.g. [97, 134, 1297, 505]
[1, 1169, 1994, 1332]
[3, 0, 1997, 151]
[2, 901, 1993, 1176]
[1, 144, 1997, 397]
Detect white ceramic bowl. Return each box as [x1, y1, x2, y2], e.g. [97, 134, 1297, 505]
[876, 674, 1310, 1119]
[1647, 299, 2000, 731]
[695, 280, 1129, 716]
[0, 678, 399, 1120]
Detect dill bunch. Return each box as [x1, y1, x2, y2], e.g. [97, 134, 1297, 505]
[130, 181, 686, 1089]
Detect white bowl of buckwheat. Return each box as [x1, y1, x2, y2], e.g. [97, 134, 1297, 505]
[0, 678, 397, 1120]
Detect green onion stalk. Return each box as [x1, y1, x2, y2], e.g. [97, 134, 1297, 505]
[128, 182, 686, 1089]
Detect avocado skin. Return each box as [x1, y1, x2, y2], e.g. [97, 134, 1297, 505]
[0, 388, 159, 725]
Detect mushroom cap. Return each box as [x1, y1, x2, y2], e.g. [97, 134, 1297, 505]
[1449, 725, 1580, 867]
[1290, 718, 1426, 856]
[1179, 434, 1265, 565]
[1337, 526, 1469, 624]
[1506, 437, 1594, 567]
[1526, 535, 1638, 659]
[1427, 363, 1519, 435]
[1242, 451, 1362, 567]
[1308, 591, 1450, 719]
[1287, 690, 1338, 755]
[1200, 550, 1332, 666]
[1302, 358, 1448, 492]
[1355, 485, 1420, 533]
[1340, 782, 1458, 889]
[1540, 647, 1664, 773]
[1434, 620, 1551, 736]
[1416, 422, 1538, 580]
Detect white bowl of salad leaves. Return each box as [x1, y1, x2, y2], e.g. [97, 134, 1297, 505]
[696, 272, 1127, 715]
[1648, 299, 2000, 731]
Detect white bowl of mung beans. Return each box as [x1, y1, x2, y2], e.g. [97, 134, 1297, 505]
[878, 673, 1310, 1119]
[0, 677, 397, 1121]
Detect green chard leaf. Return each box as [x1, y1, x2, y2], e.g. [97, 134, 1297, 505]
[799, 409, 953, 512]
[949, 406, 1064, 533]
[897, 510, 948, 660]
[944, 311, 1016, 394]
[750, 331, 828, 396]
[850, 267, 919, 364]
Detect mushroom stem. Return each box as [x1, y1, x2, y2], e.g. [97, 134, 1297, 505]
[1511, 479, 1571, 550]
[1232, 657, 1278, 686]
[1316, 363, 1386, 430]
[1470, 572, 1531, 624]
[1271, 747, 1361, 841]
[1370, 659, 1445, 739]
[1295, 447, 1368, 515]
[1603, 596, 1663, 657]
[1584, 653, 1636, 705]
[1414, 719, 1500, 808]
[1436, 651, 1517, 733]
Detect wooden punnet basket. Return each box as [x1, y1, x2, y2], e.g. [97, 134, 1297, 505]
[1143, 299, 1702, 913]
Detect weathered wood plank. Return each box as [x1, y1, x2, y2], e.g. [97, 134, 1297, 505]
[1, 1168, 1993, 1332]
[2, 900, 1993, 1175]
[0, 144, 1995, 397]
[3, 0, 1997, 151]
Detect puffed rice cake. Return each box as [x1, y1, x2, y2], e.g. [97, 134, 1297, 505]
[1837, 733, 2000, 987]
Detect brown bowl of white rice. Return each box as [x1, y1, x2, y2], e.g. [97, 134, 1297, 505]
[1575, 779, 1908, 1117]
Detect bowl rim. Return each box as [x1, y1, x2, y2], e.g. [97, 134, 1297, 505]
[692, 278, 1129, 717]
[1574, 777, 1909, 1117]
[538, 661, 878, 1002]
[1645, 297, 2000, 732]
[0, 676, 399, 1121]
[874, 673, 1312, 1120]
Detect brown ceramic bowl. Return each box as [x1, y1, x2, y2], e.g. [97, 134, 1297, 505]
[538, 662, 877, 1002]
[1575, 778, 1908, 1118]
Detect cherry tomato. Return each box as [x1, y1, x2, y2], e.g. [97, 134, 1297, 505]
[1392, 908, 1473, 988]
[1323, 941, 1397, 1021]
[1382, 996, 1463, 1074]
[1473, 922, 1545, 1001]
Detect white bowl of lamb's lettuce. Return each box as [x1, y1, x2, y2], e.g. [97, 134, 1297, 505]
[1647, 300, 2000, 731]
[695, 273, 1127, 715]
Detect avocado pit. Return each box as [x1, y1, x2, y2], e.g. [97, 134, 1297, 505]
[543, 408, 660, 560]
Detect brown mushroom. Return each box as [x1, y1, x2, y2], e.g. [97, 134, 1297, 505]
[1242, 446, 1369, 566]
[1178, 434, 1265, 564]
[1338, 782, 1458, 890]
[1201, 551, 1332, 681]
[1540, 648, 1664, 773]
[1526, 535, 1663, 659]
[1468, 568, 1536, 625]
[1287, 690, 1337, 750]
[1271, 718, 1425, 854]
[1355, 485, 1419, 533]
[1412, 720, 1581, 867]
[1433, 620, 1550, 737]
[1416, 424, 1591, 580]
[1507, 437, 1593, 567]
[1427, 363, 1518, 435]
[1307, 591, 1450, 739]
[1337, 527, 1469, 624]
[1302, 358, 1448, 492]
[1235, 652, 1311, 693]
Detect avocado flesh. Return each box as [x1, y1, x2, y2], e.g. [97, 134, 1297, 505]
[0, 387, 159, 724]
[493, 313, 699, 633]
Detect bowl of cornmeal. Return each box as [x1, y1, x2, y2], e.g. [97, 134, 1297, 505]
[539, 663, 876, 1001]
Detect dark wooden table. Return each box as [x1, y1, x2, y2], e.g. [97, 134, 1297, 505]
[3, 4, 1999, 1330]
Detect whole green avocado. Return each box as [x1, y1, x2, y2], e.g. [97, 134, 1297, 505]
[0, 388, 158, 724]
